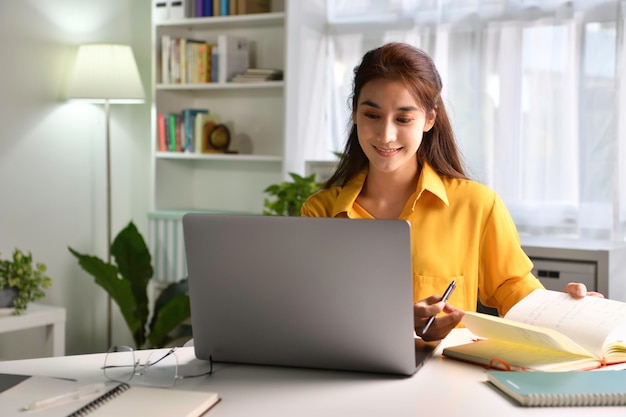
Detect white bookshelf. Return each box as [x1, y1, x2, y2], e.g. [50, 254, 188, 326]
[149, 2, 291, 282]
[150, 4, 287, 218]
[149, 1, 329, 282]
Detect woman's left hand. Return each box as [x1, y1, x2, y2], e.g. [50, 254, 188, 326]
[563, 282, 604, 299]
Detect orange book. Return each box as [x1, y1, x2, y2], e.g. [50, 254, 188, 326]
[197, 43, 208, 83]
[157, 113, 167, 151]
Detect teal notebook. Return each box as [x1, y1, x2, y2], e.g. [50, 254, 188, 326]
[487, 370, 626, 407]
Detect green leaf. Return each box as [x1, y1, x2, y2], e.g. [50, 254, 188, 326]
[262, 172, 322, 216]
[147, 294, 191, 348]
[149, 279, 188, 331]
[111, 222, 153, 343]
[0, 249, 52, 315]
[68, 247, 144, 346]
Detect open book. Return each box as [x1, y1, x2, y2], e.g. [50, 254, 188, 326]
[442, 289, 626, 371]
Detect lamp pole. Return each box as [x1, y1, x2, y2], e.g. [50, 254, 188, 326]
[105, 99, 113, 349]
[66, 43, 145, 351]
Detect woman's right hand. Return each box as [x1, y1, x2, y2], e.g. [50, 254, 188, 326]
[414, 295, 464, 342]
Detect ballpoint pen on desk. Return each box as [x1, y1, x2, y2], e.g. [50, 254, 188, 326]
[21, 383, 107, 412]
[421, 280, 457, 335]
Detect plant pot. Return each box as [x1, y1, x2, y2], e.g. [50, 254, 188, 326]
[0, 287, 18, 308]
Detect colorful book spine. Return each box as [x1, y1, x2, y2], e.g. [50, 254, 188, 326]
[157, 113, 167, 151]
[229, 0, 237, 15]
[179, 38, 187, 84]
[182, 109, 209, 152]
[168, 114, 177, 152]
[175, 114, 183, 152]
[203, 0, 213, 16]
[211, 46, 219, 83]
[160, 35, 171, 84]
[198, 43, 208, 83]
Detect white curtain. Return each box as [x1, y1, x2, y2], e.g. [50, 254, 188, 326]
[322, 0, 626, 240]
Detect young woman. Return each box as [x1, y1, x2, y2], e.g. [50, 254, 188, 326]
[301, 42, 601, 341]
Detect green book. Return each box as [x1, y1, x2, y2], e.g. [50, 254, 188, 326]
[487, 370, 626, 407]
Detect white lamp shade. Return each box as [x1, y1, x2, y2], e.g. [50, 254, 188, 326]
[67, 43, 145, 103]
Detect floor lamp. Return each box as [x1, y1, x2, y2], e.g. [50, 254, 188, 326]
[66, 44, 145, 349]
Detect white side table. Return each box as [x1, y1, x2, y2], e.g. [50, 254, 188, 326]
[0, 304, 66, 357]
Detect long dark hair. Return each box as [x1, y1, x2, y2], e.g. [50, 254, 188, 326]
[324, 42, 466, 189]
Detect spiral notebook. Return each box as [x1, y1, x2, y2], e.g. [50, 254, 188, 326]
[0, 374, 219, 417]
[487, 370, 626, 407]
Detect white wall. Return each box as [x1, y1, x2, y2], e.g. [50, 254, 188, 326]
[0, 0, 152, 357]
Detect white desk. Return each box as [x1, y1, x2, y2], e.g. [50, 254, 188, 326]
[0, 330, 622, 417]
[0, 304, 66, 357]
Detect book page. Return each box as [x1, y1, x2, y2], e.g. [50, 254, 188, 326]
[505, 289, 626, 357]
[444, 339, 599, 371]
[461, 312, 592, 358]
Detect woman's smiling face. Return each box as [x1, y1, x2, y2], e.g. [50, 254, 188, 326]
[354, 78, 435, 175]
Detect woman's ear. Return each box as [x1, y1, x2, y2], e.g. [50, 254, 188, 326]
[424, 109, 436, 132]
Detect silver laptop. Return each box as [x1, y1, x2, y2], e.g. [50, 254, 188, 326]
[183, 213, 436, 376]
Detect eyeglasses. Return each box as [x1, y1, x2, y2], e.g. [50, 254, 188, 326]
[102, 346, 212, 388]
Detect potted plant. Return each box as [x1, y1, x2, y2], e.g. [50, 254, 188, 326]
[263, 173, 322, 216]
[0, 249, 52, 315]
[68, 221, 191, 349]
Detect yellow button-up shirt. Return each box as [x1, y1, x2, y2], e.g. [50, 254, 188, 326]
[301, 163, 544, 315]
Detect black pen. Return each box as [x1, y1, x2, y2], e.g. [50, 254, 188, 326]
[421, 280, 456, 335]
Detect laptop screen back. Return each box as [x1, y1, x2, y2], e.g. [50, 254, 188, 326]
[183, 214, 417, 375]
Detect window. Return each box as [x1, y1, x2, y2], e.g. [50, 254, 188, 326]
[320, 0, 626, 240]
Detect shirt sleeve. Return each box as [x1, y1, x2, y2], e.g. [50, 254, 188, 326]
[301, 193, 327, 217]
[478, 194, 545, 315]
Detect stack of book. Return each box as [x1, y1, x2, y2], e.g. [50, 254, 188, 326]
[154, 0, 271, 21]
[160, 34, 250, 84]
[232, 68, 283, 83]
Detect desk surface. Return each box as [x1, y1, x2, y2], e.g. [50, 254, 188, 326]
[0, 329, 623, 417]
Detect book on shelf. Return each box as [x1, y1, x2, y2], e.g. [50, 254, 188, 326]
[160, 35, 171, 84]
[202, 0, 213, 16]
[220, 0, 229, 15]
[0, 373, 219, 416]
[211, 46, 219, 82]
[162, 113, 172, 150]
[194, 113, 221, 153]
[153, 0, 268, 19]
[442, 289, 626, 372]
[157, 113, 167, 151]
[238, 0, 270, 14]
[182, 108, 209, 152]
[217, 35, 249, 83]
[160, 36, 216, 84]
[232, 68, 283, 83]
[486, 369, 626, 407]
[184, 39, 205, 83]
[196, 43, 209, 83]
[163, 113, 183, 152]
[167, 38, 181, 84]
[229, 0, 238, 15]
[179, 38, 188, 84]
